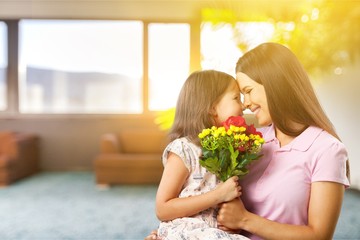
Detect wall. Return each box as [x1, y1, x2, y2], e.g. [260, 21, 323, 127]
[0, 115, 161, 171]
[314, 64, 360, 189]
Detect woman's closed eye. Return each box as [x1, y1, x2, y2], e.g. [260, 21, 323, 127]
[243, 89, 252, 95]
[241, 86, 252, 95]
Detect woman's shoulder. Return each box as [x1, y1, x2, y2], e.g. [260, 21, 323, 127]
[306, 126, 349, 187]
[300, 126, 348, 162]
[311, 126, 345, 148]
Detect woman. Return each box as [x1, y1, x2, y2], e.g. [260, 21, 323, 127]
[145, 42, 350, 240]
[217, 42, 350, 240]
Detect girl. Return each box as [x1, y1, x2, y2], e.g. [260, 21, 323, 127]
[156, 70, 249, 240]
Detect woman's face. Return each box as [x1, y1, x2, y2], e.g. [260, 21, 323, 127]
[236, 72, 272, 126]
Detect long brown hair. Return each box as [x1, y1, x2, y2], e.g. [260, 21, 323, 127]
[235, 42, 350, 179]
[169, 70, 236, 145]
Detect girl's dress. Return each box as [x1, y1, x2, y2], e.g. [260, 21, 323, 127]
[158, 137, 249, 240]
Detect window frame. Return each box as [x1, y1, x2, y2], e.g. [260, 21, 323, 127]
[1, 18, 200, 119]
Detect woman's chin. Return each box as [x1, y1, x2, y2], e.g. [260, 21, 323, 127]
[256, 115, 272, 127]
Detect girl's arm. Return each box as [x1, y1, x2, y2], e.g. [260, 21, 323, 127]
[156, 152, 241, 221]
[217, 181, 344, 240]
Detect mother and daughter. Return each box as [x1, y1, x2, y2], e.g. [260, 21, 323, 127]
[145, 42, 350, 240]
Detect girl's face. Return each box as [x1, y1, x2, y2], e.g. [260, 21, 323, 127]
[213, 80, 244, 125]
[236, 72, 272, 126]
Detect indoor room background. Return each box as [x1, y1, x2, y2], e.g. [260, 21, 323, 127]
[0, 0, 359, 239]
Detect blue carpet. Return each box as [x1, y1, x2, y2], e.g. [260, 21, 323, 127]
[0, 172, 359, 240]
[0, 172, 159, 240]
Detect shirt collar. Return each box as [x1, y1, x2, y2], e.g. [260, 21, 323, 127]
[267, 124, 323, 152]
[290, 126, 323, 151]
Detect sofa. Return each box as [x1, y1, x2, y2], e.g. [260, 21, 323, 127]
[0, 131, 40, 186]
[94, 128, 169, 186]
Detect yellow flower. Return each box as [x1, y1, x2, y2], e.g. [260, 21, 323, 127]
[239, 126, 246, 132]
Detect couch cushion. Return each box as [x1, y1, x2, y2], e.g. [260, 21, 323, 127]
[118, 129, 168, 154]
[94, 153, 163, 167]
[0, 132, 17, 156]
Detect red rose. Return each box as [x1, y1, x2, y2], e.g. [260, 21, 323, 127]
[222, 116, 246, 130]
[246, 124, 263, 137]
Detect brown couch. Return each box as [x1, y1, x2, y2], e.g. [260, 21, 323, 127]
[94, 128, 169, 186]
[0, 131, 40, 186]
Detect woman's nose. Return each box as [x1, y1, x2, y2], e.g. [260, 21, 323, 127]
[241, 102, 247, 111]
[243, 98, 251, 110]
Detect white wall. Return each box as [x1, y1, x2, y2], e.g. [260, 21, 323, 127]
[313, 64, 360, 189]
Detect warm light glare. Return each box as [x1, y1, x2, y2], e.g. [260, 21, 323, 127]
[334, 67, 343, 75]
[201, 21, 274, 75]
[19, 20, 143, 79]
[301, 14, 309, 23]
[311, 8, 319, 20]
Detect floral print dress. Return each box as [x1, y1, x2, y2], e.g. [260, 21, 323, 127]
[157, 137, 249, 240]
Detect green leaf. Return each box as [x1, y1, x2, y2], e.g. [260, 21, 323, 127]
[219, 148, 230, 172]
[201, 148, 216, 159]
[199, 157, 221, 176]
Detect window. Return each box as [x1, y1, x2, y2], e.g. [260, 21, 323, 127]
[148, 23, 190, 111]
[19, 20, 143, 114]
[201, 21, 274, 76]
[0, 22, 7, 111]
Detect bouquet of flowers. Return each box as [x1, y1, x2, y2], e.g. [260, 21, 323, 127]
[198, 116, 265, 181]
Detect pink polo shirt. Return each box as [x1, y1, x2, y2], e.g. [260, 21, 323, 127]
[239, 124, 350, 240]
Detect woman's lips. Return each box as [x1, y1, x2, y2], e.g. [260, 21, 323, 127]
[251, 107, 260, 116]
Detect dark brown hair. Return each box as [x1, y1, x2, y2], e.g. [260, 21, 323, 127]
[169, 70, 236, 145]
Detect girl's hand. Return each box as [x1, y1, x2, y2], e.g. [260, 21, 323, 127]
[215, 176, 241, 202]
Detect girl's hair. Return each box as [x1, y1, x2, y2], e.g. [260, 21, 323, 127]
[169, 70, 236, 145]
[235, 42, 350, 179]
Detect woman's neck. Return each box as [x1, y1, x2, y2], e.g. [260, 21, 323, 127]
[274, 122, 305, 147]
[274, 129, 294, 147]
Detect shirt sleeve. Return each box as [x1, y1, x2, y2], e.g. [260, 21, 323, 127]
[161, 138, 194, 172]
[311, 140, 350, 187]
